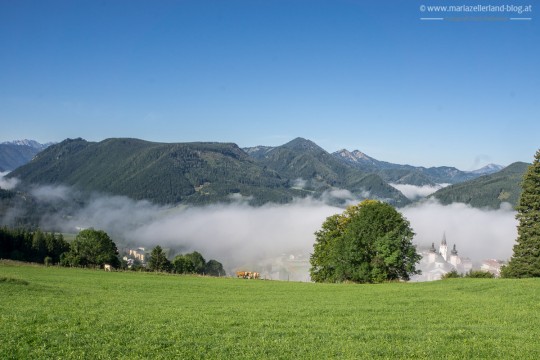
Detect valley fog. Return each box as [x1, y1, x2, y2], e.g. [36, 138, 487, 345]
[0, 181, 517, 277]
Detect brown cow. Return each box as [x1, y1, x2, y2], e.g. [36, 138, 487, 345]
[236, 270, 260, 279]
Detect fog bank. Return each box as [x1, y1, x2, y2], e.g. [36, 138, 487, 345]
[401, 199, 517, 261]
[390, 183, 450, 200]
[0, 172, 19, 190]
[1, 182, 518, 272]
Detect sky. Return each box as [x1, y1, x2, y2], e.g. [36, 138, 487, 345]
[1, 0, 538, 170]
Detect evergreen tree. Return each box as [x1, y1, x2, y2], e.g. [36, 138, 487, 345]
[502, 150, 540, 278]
[148, 245, 172, 272]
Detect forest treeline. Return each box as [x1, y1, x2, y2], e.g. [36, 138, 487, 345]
[0, 227, 68, 265]
[0, 227, 225, 276]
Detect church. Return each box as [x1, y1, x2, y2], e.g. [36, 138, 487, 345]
[411, 233, 473, 281]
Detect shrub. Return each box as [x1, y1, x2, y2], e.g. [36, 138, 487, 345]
[465, 270, 495, 278]
[442, 269, 462, 279]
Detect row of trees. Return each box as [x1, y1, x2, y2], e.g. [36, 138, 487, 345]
[147, 246, 225, 276]
[0, 228, 69, 264]
[1, 227, 225, 277]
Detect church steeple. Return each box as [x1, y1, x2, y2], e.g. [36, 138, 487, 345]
[439, 233, 448, 261]
[451, 244, 458, 256]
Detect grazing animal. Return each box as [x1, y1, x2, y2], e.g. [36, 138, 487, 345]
[236, 271, 260, 279]
[104, 264, 112, 272]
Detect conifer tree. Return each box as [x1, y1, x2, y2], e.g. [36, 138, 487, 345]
[148, 245, 172, 272]
[502, 150, 540, 278]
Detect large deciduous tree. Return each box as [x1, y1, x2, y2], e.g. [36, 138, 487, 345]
[62, 229, 119, 268]
[205, 259, 225, 277]
[173, 252, 224, 276]
[184, 251, 206, 274]
[310, 200, 421, 283]
[502, 150, 540, 278]
[173, 254, 194, 274]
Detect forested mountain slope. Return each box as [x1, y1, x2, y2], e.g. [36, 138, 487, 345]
[9, 138, 300, 205]
[429, 162, 529, 208]
[9, 137, 410, 206]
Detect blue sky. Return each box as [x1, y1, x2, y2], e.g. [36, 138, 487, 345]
[1, 0, 538, 169]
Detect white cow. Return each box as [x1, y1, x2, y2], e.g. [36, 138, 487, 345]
[104, 264, 112, 272]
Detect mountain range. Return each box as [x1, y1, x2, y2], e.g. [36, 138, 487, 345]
[332, 149, 504, 186]
[6, 137, 410, 207]
[1, 137, 528, 211]
[0, 140, 53, 172]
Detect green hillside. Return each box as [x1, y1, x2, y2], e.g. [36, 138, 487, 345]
[9, 138, 298, 205]
[8, 137, 409, 207]
[253, 138, 410, 207]
[1, 262, 539, 359]
[430, 162, 529, 208]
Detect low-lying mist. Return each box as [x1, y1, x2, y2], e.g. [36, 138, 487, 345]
[390, 183, 450, 200]
[1, 181, 518, 273]
[0, 172, 19, 190]
[401, 199, 517, 260]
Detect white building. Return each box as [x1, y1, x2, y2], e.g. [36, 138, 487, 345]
[480, 259, 505, 277]
[128, 247, 147, 262]
[411, 234, 472, 282]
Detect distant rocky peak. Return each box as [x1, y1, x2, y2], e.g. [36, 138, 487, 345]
[2, 139, 54, 150]
[334, 149, 376, 164]
[470, 163, 505, 175]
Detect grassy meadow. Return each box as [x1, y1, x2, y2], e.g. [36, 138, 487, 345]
[1, 260, 539, 359]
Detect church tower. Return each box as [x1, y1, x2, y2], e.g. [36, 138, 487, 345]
[449, 244, 461, 268]
[428, 242, 437, 263]
[439, 233, 448, 262]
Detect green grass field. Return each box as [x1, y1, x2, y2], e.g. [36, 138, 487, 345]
[1, 261, 539, 359]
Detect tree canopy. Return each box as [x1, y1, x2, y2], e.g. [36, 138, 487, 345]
[310, 200, 421, 283]
[502, 149, 540, 278]
[173, 251, 224, 276]
[61, 229, 119, 268]
[205, 259, 226, 277]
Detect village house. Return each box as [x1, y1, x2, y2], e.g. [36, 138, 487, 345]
[480, 259, 505, 277]
[128, 247, 147, 262]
